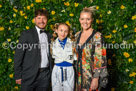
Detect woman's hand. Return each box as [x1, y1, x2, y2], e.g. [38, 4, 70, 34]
[90, 78, 99, 90]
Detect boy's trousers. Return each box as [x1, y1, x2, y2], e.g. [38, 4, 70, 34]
[52, 65, 74, 91]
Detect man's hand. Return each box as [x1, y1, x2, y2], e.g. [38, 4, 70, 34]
[90, 78, 99, 90]
[16, 79, 22, 84]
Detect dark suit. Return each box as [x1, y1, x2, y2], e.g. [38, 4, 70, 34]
[14, 27, 52, 91]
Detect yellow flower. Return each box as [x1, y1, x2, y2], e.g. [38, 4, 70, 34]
[51, 11, 55, 15]
[74, 3, 79, 7]
[30, 3, 34, 7]
[96, 19, 100, 24]
[13, 8, 18, 12]
[8, 58, 12, 62]
[129, 73, 133, 77]
[27, 6, 30, 10]
[24, 16, 27, 19]
[107, 10, 111, 14]
[100, 19, 103, 23]
[0, 27, 4, 31]
[61, 9, 65, 12]
[134, 28, 136, 32]
[20, 10, 25, 16]
[69, 13, 74, 17]
[121, 5, 125, 9]
[108, 59, 112, 65]
[65, 21, 71, 26]
[131, 15, 136, 20]
[50, 25, 54, 30]
[7, 39, 11, 42]
[99, 14, 102, 17]
[112, 30, 117, 33]
[112, 41, 115, 44]
[134, 40, 136, 45]
[10, 20, 13, 23]
[2, 42, 7, 47]
[42, 8, 46, 10]
[16, 40, 19, 43]
[32, 19, 34, 23]
[20, 10, 23, 16]
[104, 34, 112, 39]
[0, 17, 1, 19]
[130, 72, 136, 77]
[123, 52, 130, 58]
[129, 81, 134, 84]
[0, 4, 2, 8]
[35, 0, 42, 3]
[26, 26, 29, 30]
[13, 13, 16, 17]
[109, 34, 112, 38]
[124, 24, 128, 28]
[53, 17, 56, 21]
[96, 6, 99, 10]
[8, 27, 11, 30]
[13, 51, 15, 54]
[128, 58, 133, 62]
[111, 88, 115, 91]
[64, 2, 70, 6]
[132, 72, 136, 77]
[9, 74, 13, 78]
[14, 86, 18, 89]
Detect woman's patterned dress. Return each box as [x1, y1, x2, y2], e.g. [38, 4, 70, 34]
[74, 30, 108, 91]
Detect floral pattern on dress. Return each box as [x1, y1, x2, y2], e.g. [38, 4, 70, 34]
[75, 30, 108, 91]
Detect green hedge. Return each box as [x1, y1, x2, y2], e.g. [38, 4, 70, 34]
[0, 0, 136, 91]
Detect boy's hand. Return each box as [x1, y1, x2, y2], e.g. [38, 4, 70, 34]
[16, 79, 22, 84]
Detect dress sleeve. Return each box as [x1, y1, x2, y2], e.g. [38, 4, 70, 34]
[92, 32, 108, 78]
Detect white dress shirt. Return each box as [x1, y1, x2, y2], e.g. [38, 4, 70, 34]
[35, 26, 49, 68]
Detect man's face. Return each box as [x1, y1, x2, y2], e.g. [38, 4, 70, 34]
[34, 15, 48, 29]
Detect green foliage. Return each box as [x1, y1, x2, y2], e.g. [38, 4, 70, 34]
[0, 0, 136, 90]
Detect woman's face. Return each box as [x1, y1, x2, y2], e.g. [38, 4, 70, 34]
[79, 12, 93, 30]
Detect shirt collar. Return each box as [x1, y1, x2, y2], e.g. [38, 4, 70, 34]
[35, 26, 45, 35]
[58, 37, 67, 43]
[58, 37, 67, 49]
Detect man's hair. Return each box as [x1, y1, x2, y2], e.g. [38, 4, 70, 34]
[35, 9, 49, 18]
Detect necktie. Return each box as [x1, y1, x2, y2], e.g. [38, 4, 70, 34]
[40, 30, 46, 34]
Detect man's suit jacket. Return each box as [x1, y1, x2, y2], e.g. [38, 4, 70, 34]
[14, 27, 52, 85]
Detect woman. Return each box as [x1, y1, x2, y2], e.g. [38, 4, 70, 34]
[75, 6, 108, 91]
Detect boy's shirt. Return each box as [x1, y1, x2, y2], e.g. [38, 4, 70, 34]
[50, 37, 77, 64]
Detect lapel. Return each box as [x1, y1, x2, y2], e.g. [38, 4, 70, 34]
[32, 27, 39, 43]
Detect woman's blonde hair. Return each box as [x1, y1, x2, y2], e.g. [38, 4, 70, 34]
[80, 6, 96, 19]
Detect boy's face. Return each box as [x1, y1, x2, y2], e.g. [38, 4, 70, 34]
[56, 25, 69, 41]
[34, 15, 47, 29]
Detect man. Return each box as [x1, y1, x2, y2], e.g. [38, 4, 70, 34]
[14, 9, 52, 91]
